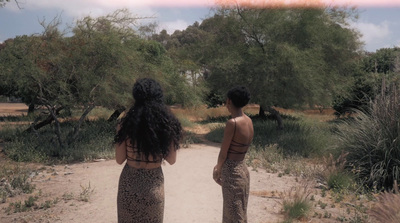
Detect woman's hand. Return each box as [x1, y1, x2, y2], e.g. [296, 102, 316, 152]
[213, 165, 222, 186]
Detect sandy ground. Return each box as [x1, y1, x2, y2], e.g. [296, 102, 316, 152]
[0, 103, 29, 116]
[0, 143, 302, 223]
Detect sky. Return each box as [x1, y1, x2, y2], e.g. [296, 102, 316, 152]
[0, 0, 400, 52]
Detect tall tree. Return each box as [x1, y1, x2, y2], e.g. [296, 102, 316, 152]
[152, 22, 210, 107]
[0, 9, 183, 147]
[195, 3, 362, 128]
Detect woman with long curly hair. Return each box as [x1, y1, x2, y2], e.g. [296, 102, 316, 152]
[114, 78, 182, 223]
[213, 86, 253, 223]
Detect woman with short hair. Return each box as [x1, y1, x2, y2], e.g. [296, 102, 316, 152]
[213, 86, 254, 223]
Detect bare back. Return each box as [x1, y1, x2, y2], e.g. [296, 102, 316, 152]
[227, 115, 254, 161]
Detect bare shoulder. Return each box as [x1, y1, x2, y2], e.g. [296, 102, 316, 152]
[225, 118, 236, 129]
[244, 115, 253, 122]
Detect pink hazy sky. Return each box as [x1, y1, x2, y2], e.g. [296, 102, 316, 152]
[142, 0, 400, 7]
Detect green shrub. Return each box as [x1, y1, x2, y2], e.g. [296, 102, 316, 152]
[281, 185, 312, 221]
[2, 119, 115, 163]
[335, 85, 400, 190]
[205, 115, 333, 158]
[327, 172, 353, 192]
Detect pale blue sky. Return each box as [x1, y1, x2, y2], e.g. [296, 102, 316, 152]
[0, 1, 399, 52]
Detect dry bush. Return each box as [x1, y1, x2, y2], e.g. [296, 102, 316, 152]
[322, 151, 349, 176]
[369, 182, 400, 223]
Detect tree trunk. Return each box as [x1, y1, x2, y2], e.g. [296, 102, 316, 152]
[28, 103, 35, 114]
[266, 106, 284, 130]
[67, 104, 95, 145]
[25, 107, 63, 132]
[258, 105, 266, 118]
[48, 106, 64, 148]
[107, 107, 126, 122]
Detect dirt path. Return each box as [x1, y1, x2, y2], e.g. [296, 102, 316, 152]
[0, 142, 302, 223]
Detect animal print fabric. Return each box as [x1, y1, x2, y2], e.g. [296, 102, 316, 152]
[117, 164, 164, 223]
[221, 160, 250, 223]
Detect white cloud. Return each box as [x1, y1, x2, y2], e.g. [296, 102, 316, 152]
[352, 21, 390, 43]
[158, 20, 190, 34]
[19, 0, 211, 19]
[22, 0, 157, 19]
[349, 20, 395, 51]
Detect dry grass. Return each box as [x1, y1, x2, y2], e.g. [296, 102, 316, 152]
[369, 182, 400, 223]
[279, 182, 313, 221]
[320, 151, 349, 182]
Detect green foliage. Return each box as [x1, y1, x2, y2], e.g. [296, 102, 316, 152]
[194, 5, 361, 109]
[206, 115, 334, 157]
[0, 9, 202, 151]
[333, 47, 400, 117]
[327, 172, 353, 192]
[205, 91, 225, 108]
[2, 119, 115, 163]
[362, 47, 400, 73]
[155, 22, 210, 107]
[335, 84, 400, 190]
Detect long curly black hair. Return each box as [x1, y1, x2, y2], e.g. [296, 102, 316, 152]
[114, 78, 182, 160]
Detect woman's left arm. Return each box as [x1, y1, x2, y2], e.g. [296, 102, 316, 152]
[115, 124, 127, 165]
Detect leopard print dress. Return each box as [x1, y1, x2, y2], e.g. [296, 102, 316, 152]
[221, 159, 250, 223]
[117, 164, 164, 223]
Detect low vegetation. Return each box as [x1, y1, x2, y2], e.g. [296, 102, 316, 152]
[2, 119, 116, 163]
[280, 184, 313, 222]
[0, 162, 36, 204]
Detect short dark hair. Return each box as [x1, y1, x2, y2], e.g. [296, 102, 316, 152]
[227, 86, 250, 108]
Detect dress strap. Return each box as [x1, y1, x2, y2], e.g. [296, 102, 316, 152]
[233, 118, 237, 134]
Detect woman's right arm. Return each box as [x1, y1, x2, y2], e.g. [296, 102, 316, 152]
[213, 119, 235, 185]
